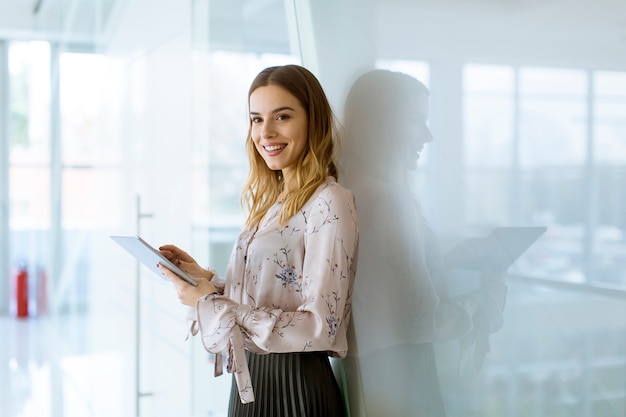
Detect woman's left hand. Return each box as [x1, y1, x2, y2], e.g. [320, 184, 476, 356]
[158, 264, 218, 307]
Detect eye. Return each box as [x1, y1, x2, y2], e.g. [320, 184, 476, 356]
[276, 114, 289, 121]
[251, 116, 261, 123]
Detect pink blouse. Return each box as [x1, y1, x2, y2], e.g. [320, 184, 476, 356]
[191, 178, 359, 403]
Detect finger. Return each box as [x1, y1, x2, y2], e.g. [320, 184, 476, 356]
[159, 244, 188, 258]
[179, 259, 198, 272]
[159, 245, 180, 257]
[158, 264, 184, 287]
[159, 244, 178, 251]
[159, 250, 177, 262]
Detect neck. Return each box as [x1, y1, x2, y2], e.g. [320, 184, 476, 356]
[281, 169, 297, 195]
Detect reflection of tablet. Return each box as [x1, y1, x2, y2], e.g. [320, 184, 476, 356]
[444, 226, 547, 271]
[110, 235, 198, 286]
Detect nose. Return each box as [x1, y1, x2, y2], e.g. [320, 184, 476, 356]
[260, 119, 276, 139]
[415, 122, 433, 145]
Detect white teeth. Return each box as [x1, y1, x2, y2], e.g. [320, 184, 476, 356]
[264, 144, 286, 151]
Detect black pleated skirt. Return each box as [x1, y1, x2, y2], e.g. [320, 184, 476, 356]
[227, 351, 346, 417]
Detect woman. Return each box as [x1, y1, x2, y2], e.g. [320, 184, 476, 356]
[158, 64, 359, 417]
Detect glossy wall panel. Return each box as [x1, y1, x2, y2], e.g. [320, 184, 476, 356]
[288, 1, 626, 416]
[182, 1, 626, 415]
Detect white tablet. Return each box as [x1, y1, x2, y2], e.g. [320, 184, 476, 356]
[110, 235, 199, 286]
[444, 226, 547, 271]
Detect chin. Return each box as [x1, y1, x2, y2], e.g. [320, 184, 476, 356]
[262, 160, 283, 171]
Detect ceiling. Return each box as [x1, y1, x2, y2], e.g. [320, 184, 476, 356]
[0, 0, 118, 45]
[0, 0, 624, 58]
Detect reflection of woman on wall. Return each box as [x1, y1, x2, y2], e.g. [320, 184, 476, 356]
[341, 70, 506, 417]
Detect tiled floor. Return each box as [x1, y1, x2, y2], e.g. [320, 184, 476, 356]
[2, 313, 127, 417]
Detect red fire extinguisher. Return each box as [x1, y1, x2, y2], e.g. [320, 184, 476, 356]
[15, 265, 29, 318]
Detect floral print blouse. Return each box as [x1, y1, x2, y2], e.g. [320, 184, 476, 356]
[191, 178, 359, 404]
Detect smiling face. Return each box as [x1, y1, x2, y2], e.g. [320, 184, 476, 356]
[249, 85, 309, 179]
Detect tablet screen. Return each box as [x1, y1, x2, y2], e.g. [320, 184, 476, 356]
[111, 235, 199, 286]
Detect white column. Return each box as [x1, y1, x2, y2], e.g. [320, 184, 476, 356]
[49, 43, 64, 314]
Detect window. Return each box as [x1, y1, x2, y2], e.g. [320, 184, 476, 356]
[5, 42, 115, 315]
[7, 41, 51, 316]
[464, 64, 626, 288]
[190, 51, 299, 275]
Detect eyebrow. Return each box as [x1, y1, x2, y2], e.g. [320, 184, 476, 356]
[249, 106, 296, 116]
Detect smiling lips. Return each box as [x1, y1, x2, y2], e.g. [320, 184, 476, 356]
[264, 144, 287, 153]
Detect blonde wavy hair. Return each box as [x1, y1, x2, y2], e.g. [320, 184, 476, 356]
[242, 65, 338, 230]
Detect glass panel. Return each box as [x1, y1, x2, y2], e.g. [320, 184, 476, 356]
[464, 64, 515, 94]
[9, 41, 50, 159]
[594, 72, 626, 164]
[306, 4, 626, 417]
[8, 41, 51, 317]
[463, 64, 514, 167]
[190, 1, 299, 415]
[594, 101, 626, 164]
[519, 98, 587, 167]
[520, 67, 587, 96]
[590, 71, 626, 287]
[197, 52, 298, 275]
[464, 95, 514, 167]
[60, 52, 114, 166]
[56, 51, 110, 314]
[515, 168, 586, 281]
[465, 171, 513, 225]
[436, 280, 626, 417]
[594, 70, 626, 96]
[518, 67, 587, 168]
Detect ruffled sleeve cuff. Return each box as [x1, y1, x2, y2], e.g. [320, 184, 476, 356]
[195, 294, 255, 404]
[185, 306, 199, 340]
[185, 269, 225, 340]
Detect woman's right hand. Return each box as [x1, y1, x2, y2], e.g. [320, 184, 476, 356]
[159, 244, 214, 281]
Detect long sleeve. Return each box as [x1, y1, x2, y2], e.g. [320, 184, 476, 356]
[193, 179, 359, 403]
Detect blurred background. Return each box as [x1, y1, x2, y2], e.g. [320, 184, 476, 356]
[0, 0, 624, 416]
